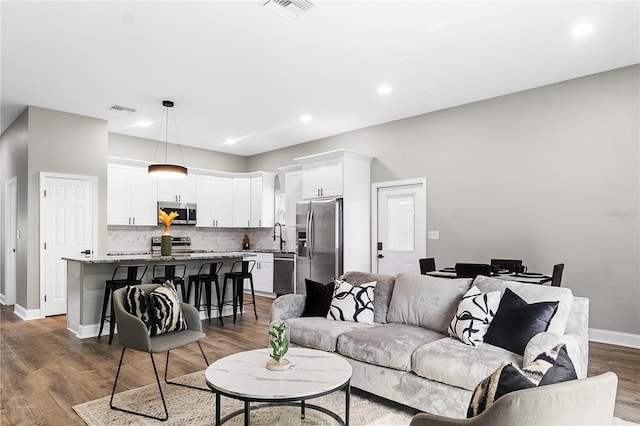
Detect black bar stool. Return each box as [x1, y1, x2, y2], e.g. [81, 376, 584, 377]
[222, 260, 257, 323]
[187, 262, 224, 325]
[98, 264, 147, 344]
[152, 264, 187, 301]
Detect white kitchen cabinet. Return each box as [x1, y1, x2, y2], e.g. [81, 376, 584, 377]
[232, 177, 251, 227]
[244, 253, 273, 294]
[213, 176, 233, 227]
[250, 172, 276, 227]
[283, 167, 303, 227]
[301, 157, 343, 199]
[107, 163, 158, 226]
[157, 174, 195, 203]
[195, 174, 233, 227]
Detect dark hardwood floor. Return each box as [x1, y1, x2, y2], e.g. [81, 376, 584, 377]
[1, 297, 639, 425]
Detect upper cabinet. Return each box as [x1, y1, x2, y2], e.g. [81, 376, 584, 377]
[157, 174, 195, 203]
[232, 177, 251, 227]
[195, 172, 275, 228]
[250, 172, 276, 228]
[107, 162, 158, 226]
[280, 165, 303, 227]
[294, 149, 374, 200]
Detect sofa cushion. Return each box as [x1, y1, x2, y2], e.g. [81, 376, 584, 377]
[284, 317, 375, 352]
[387, 273, 472, 333]
[483, 288, 559, 355]
[411, 337, 522, 391]
[473, 275, 573, 335]
[467, 344, 577, 417]
[337, 323, 445, 372]
[327, 278, 376, 324]
[301, 279, 335, 317]
[341, 271, 395, 324]
[448, 285, 501, 346]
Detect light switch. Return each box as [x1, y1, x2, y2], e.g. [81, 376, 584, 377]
[428, 231, 440, 240]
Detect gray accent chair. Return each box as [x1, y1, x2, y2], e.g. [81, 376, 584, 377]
[110, 284, 209, 421]
[409, 372, 618, 426]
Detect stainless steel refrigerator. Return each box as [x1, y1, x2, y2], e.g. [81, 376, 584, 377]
[295, 198, 344, 295]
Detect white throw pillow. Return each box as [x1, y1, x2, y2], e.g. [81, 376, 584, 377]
[327, 278, 376, 324]
[449, 285, 501, 346]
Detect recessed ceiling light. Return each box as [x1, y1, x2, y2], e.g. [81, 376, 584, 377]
[133, 119, 153, 128]
[377, 85, 393, 95]
[572, 23, 594, 38]
[300, 114, 313, 123]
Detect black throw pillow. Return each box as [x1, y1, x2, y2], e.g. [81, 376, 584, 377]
[301, 279, 335, 317]
[483, 288, 559, 355]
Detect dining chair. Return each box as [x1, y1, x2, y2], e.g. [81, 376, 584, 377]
[551, 263, 565, 287]
[419, 258, 436, 274]
[490, 259, 522, 273]
[110, 284, 209, 421]
[455, 263, 492, 279]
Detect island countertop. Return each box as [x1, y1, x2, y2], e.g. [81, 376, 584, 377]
[63, 251, 256, 264]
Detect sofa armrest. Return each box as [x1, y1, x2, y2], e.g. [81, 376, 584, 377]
[270, 294, 305, 322]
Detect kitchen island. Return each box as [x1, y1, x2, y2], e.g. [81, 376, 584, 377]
[63, 252, 254, 339]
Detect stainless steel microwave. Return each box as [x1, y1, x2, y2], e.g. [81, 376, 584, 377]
[157, 202, 197, 225]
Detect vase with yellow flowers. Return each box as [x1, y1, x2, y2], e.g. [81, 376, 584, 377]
[159, 209, 179, 256]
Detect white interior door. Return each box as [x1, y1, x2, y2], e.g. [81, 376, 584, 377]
[42, 175, 95, 316]
[4, 177, 17, 305]
[374, 180, 426, 275]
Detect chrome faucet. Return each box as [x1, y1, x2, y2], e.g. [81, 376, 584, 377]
[273, 222, 285, 251]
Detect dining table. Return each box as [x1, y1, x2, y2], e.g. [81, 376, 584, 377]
[425, 268, 552, 285]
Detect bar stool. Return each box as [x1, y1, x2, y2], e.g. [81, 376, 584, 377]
[152, 264, 187, 301]
[222, 260, 257, 323]
[187, 262, 224, 325]
[98, 264, 147, 344]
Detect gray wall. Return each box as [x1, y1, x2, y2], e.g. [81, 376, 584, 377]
[0, 109, 29, 304]
[248, 65, 640, 335]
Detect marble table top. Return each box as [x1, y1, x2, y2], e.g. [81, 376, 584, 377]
[205, 348, 352, 400]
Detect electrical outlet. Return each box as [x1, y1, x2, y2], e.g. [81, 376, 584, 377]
[428, 231, 440, 240]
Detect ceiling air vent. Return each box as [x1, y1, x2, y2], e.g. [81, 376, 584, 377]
[107, 104, 137, 113]
[263, 0, 315, 21]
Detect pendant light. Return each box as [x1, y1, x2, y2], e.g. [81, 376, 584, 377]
[148, 100, 188, 178]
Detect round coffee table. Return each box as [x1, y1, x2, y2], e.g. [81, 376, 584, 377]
[205, 347, 352, 425]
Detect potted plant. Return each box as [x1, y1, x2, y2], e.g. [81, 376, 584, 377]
[266, 320, 290, 370]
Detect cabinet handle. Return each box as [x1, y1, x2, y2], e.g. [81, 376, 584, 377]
[132, 217, 135, 225]
[259, 220, 261, 227]
[128, 217, 131, 225]
[248, 220, 250, 227]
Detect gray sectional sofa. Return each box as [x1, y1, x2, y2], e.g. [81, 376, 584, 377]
[270, 271, 589, 419]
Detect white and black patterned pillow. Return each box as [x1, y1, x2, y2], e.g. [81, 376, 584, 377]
[147, 281, 187, 336]
[327, 278, 376, 324]
[449, 285, 500, 346]
[124, 282, 186, 336]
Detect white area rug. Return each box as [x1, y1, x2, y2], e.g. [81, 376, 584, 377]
[73, 371, 419, 425]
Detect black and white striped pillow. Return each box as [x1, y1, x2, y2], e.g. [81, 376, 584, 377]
[449, 285, 501, 346]
[124, 282, 186, 336]
[327, 278, 376, 324]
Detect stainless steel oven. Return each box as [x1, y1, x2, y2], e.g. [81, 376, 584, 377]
[157, 202, 197, 225]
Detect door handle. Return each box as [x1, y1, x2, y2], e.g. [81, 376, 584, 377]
[377, 254, 384, 259]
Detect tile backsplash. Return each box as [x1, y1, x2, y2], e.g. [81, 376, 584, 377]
[107, 225, 296, 254]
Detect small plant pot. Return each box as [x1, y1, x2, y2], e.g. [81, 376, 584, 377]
[266, 358, 291, 371]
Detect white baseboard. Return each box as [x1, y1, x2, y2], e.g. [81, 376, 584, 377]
[13, 304, 43, 321]
[589, 328, 640, 349]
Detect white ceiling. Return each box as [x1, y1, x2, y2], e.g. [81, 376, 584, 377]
[2, 1, 638, 156]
